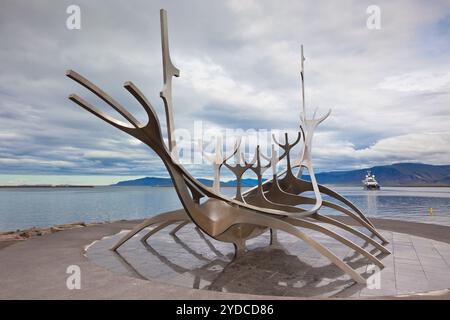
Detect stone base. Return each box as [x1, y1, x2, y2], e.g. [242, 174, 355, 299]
[87, 222, 450, 298]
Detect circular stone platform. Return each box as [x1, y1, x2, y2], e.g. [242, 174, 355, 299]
[86, 222, 450, 298]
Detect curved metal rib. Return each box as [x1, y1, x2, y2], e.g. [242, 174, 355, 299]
[310, 214, 390, 254]
[284, 217, 384, 268]
[280, 174, 376, 230]
[111, 209, 188, 251]
[264, 175, 387, 246]
[266, 177, 386, 242]
[232, 210, 366, 284]
[318, 184, 376, 229]
[244, 146, 311, 216]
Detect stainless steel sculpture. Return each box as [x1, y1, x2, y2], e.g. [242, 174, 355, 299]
[67, 9, 390, 284]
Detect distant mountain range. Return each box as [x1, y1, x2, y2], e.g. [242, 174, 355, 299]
[112, 163, 450, 187]
[113, 176, 263, 187]
[312, 163, 450, 186]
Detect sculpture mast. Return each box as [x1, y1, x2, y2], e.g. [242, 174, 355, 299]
[296, 44, 306, 178]
[159, 9, 180, 161]
[300, 44, 306, 125]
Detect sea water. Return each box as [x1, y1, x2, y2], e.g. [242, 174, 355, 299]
[0, 186, 449, 231]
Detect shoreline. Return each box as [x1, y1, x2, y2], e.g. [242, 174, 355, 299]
[0, 221, 114, 249]
[2, 214, 449, 248]
[1, 185, 450, 188]
[0, 185, 94, 188]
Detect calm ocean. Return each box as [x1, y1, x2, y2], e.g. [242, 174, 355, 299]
[1, 186, 449, 231]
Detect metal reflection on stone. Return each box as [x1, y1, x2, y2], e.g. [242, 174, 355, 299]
[67, 8, 390, 284]
[366, 190, 379, 217]
[88, 224, 376, 296]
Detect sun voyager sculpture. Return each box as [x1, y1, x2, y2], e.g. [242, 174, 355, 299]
[67, 9, 390, 284]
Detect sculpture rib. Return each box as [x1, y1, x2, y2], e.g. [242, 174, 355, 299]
[317, 184, 376, 228]
[245, 167, 386, 243]
[238, 150, 388, 258]
[263, 178, 388, 251]
[111, 209, 188, 251]
[278, 172, 376, 229]
[283, 217, 384, 268]
[311, 214, 390, 254]
[265, 178, 388, 244]
[231, 210, 366, 284]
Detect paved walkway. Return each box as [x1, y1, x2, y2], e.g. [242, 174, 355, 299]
[1, 218, 450, 299]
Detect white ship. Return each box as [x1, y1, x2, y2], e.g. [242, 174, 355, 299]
[363, 171, 380, 190]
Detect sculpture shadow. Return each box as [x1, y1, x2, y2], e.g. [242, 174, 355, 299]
[107, 228, 370, 297]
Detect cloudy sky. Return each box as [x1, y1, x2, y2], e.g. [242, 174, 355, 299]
[1, 0, 450, 185]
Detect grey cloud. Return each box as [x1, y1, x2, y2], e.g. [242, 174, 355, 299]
[0, 0, 450, 182]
